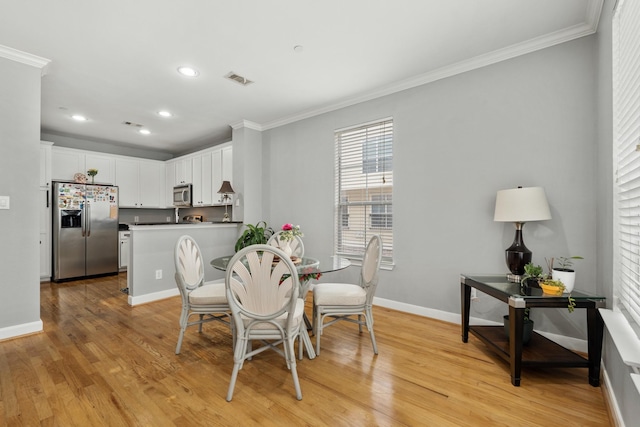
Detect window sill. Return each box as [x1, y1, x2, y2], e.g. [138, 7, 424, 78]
[599, 309, 640, 368]
[599, 308, 640, 394]
[342, 257, 395, 271]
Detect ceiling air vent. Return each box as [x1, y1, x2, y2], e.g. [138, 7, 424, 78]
[122, 121, 144, 128]
[225, 72, 253, 86]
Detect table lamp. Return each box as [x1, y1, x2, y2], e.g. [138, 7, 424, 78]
[217, 180, 235, 222]
[494, 186, 551, 282]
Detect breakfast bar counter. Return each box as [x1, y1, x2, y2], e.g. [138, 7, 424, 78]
[126, 222, 241, 306]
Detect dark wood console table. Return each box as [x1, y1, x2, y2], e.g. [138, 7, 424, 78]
[460, 274, 606, 386]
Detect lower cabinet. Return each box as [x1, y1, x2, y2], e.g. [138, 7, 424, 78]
[40, 187, 50, 280]
[119, 231, 130, 271]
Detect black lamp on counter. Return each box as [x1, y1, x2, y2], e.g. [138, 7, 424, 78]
[494, 186, 551, 282]
[217, 180, 235, 222]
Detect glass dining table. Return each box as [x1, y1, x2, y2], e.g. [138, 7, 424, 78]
[211, 254, 351, 359]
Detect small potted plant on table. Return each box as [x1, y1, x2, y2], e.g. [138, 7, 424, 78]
[546, 256, 583, 293]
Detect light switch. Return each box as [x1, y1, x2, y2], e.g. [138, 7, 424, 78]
[0, 196, 9, 209]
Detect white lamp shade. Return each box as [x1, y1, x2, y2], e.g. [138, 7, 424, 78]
[494, 186, 551, 222]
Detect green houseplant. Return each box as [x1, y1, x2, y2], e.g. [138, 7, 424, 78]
[234, 221, 274, 252]
[546, 256, 583, 293]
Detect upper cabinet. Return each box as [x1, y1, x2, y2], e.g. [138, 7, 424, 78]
[192, 152, 213, 206]
[85, 153, 115, 184]
[40, 142, 52, 188]
[51, 147, 115, 184]
[115, 158, 164, 208]
[166, 143, 233, 207]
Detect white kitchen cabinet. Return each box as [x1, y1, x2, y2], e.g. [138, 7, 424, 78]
[116, 158, 165, 208]
[85, 153, 116, 184]
[40, 143, 52, 280]
[213, 144, 233, 205]
[51, 147, 115, 184]
[51, 147, 84, 182]
[39, 187, 50, 279]
[192, 152, 213, 206]
[40, 142, 52, 187]
[119, 230, 130, 270]
[174, 158, 192, 185]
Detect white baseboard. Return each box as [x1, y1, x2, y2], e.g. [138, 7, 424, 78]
[0, 320, 43, 341]
[373, 296, 588, 353]
[601, 366, 625, 427]
[128, 288, 179, 306]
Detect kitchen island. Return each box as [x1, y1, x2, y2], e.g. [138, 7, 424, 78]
[126, 222, 241, 306]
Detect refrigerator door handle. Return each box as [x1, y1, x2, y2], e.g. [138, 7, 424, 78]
[86, 202, 91, 237]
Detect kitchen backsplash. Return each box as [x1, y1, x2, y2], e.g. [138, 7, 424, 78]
[119, 206, 230, 224]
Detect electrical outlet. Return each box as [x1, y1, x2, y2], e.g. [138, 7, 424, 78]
[134, 215, 139, 223]
[166, 216, 171, 222]
[471, 288, 479, 301]
[0, 196, 10, 209]
[155, 269, 162, 279]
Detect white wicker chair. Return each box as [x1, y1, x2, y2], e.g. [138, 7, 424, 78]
[225, 244, 304, 401]
[267, 230, 305, 258]
[174, 235, 231, 355]
[313, 235, 383, 355]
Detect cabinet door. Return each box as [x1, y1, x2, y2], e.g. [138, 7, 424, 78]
[192, 153, 212, 206]
[119, 232, 130, 270]
[115, 158, 140, 207]
[51, 149, 84, 182]
[85, 154, 116, 185]
[40, 143, 52, 187]
[222, 146, 233, 182]
[139, 161, 163, 208]
[175, 158, 192, 185]
[212, 149, 223, 205]
[39, 188, 50, 279]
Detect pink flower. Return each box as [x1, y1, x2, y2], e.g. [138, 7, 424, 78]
[282, 223, 293, 231]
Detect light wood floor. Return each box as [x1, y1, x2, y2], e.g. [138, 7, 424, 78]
[0, 273, 611, 426]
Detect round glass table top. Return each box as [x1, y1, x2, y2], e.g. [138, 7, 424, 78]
[211, 254, 350, 274]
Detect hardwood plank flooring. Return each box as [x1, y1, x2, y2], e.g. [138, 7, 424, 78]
[0, 273, 611, 426]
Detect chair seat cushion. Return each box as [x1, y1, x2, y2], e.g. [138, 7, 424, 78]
[313, 283, 366, 306]
[189, 282, 227, 305]
[241, 298, 305, 330]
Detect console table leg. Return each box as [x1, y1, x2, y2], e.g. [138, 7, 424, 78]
[587, 306, 604, 386]
[509, 304, 524, 386]
[461, 281, 471, 343]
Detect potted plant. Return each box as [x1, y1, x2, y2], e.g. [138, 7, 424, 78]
[520, 262, 545, 288]
[234, 221, 274, 252]
[503, 308, 534, 345]
[539, 278, 576, 312]
[546, 256, 583, 293]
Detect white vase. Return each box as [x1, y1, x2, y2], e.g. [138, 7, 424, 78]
[281, 240, 293, 258]
[552, 269, 576, 293]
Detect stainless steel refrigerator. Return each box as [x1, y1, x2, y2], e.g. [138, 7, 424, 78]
[52, 182, 119, 281]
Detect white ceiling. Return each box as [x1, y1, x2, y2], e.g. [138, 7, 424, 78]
[0, 0, 602, 156]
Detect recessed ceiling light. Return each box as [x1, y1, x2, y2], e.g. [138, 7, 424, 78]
[158, 110, 172, 117]
[177, 66, 199, 77]
[139, 129, 151, 135]
[72, 114, 87, 121]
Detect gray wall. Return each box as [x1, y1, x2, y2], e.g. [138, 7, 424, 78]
[0, 57, 42, 334]
[263, 35, 598, 336]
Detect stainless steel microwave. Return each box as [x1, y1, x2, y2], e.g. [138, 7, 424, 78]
[173, 184, 192, 207]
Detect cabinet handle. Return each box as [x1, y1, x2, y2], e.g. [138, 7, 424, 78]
[46, 190, 49, 208]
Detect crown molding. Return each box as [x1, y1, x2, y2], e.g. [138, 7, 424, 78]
[230, 120, 263, 131]
[0, 45, 51, 76]
[262, 0, 603, 131]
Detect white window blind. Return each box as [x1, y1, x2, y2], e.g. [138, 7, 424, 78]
[613, 0, 640, 335]
[335, 118, 393, 263]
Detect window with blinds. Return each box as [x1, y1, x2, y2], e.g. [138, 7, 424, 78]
[335, 118, 393, 263]
[613, 0, 640, 336]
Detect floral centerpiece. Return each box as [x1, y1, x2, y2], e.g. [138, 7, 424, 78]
[87, 168, 98, 184]
[279, 223, 303, 241]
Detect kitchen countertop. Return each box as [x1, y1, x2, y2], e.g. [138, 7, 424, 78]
[127, 221, 242, 231]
